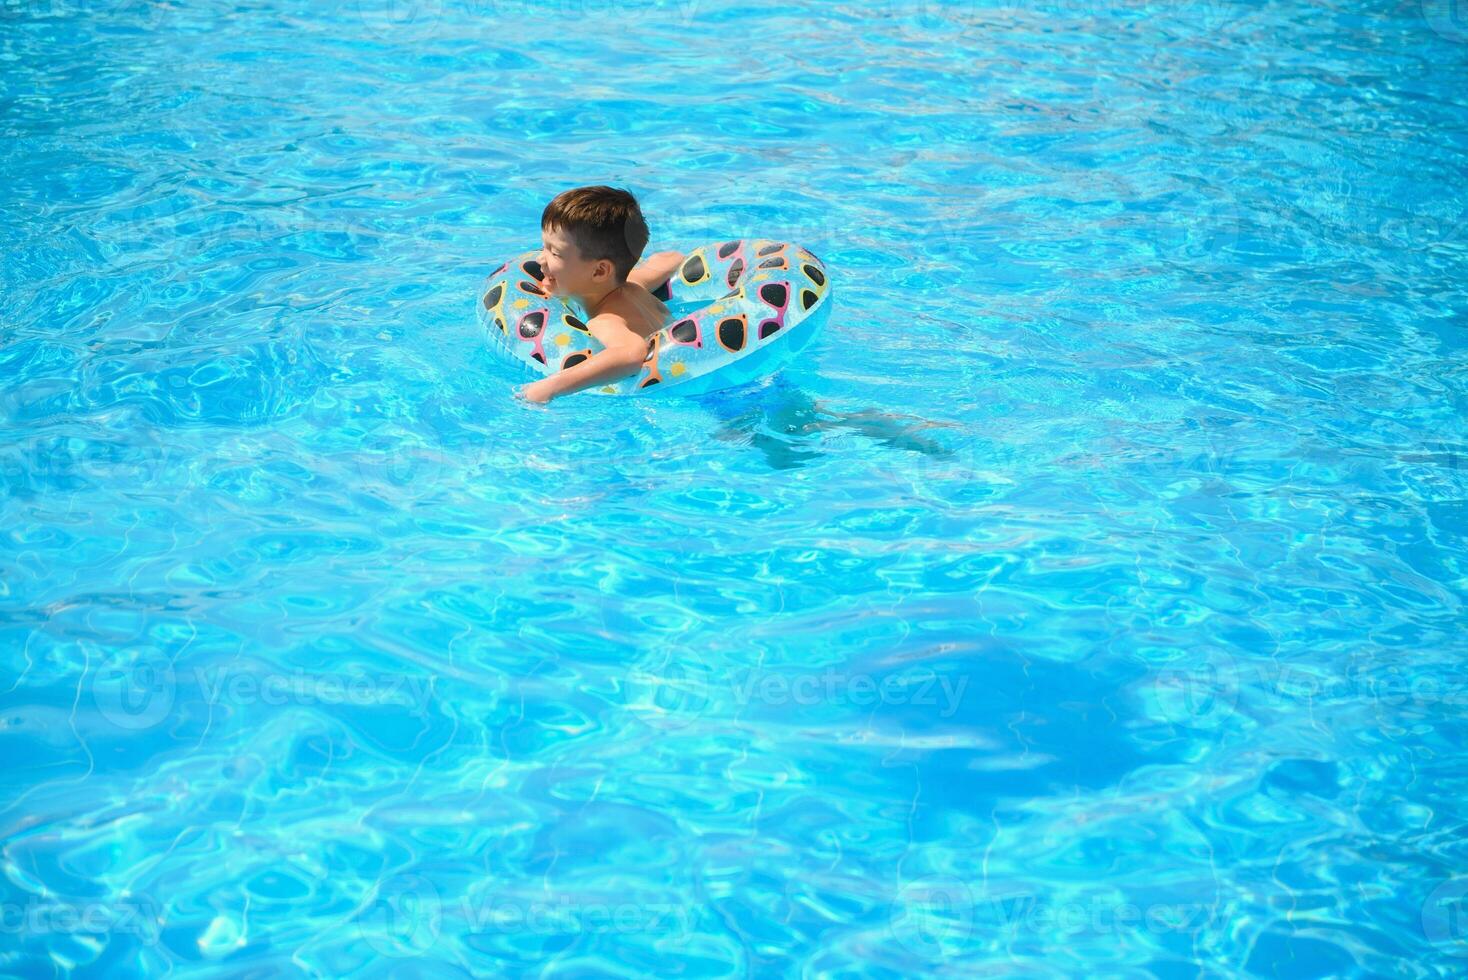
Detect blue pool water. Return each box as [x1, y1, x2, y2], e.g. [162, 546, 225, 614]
[3, 0, 1467, 975]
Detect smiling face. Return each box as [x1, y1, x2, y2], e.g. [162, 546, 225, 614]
[539, 224, 616, 301]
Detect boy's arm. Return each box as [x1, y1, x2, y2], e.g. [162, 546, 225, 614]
[627, 250, 685, 291]
[527, 313, 648, 401]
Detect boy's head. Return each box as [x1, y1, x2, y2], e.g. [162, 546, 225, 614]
[538, 185, 649, 299]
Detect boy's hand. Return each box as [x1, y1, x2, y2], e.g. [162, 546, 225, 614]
[512, 313, 647, 404]
[518, 379, 555, 404]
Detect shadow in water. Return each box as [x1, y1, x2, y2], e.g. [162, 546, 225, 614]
[694, 374, 963, 471]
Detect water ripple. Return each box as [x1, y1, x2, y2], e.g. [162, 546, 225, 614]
[3, 0, 1467, 976]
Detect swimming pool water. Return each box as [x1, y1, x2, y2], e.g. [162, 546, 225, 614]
[2, 0, 1467, 976]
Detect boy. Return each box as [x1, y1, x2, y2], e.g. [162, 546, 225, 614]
[517, 186, 685, 403]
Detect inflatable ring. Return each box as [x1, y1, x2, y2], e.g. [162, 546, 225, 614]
[478, 239, 832, 396]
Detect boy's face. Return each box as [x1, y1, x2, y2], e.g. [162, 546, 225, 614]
[539, 225, 613, 299]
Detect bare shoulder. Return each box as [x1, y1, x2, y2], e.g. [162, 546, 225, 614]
[585, 308, 644, 353]
[603, 283, 670, 341]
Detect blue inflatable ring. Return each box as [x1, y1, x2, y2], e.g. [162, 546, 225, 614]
[479, 239, 832, 396]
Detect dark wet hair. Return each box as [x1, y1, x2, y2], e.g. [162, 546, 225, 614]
[541, 185, 649, 282]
